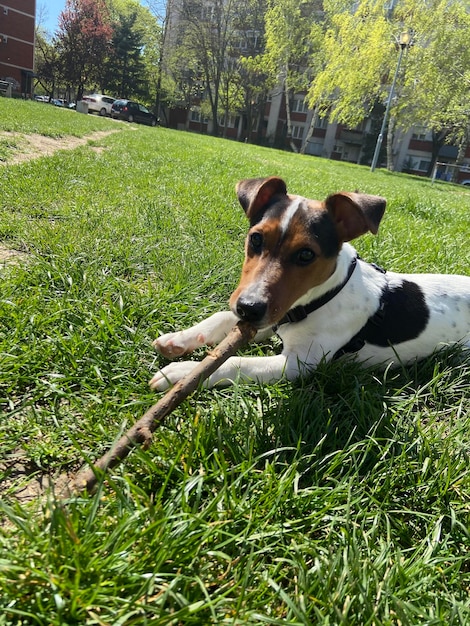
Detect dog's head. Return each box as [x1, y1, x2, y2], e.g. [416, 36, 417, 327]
[229, 176, 386, 328]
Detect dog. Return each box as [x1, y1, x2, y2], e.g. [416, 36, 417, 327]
[150, 176, 470, 390]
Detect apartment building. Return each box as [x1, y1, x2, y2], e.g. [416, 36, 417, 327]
[269, 91, 470, 180]
[0, 0, 36, 96]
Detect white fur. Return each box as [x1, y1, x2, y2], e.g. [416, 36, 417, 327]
[150, 243, 470, 390]
[279, 197, 303, 236]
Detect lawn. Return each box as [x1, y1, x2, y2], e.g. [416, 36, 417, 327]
[1, 98, 470, 625]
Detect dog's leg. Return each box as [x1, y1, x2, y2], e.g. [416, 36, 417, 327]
[154, 311, 238, 358]
[149, 351, 302, 391]
[154, 311, 273, 358]
[150, 354, 288, 390]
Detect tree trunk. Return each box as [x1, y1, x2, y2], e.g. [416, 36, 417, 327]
[426, 129, 449, 177]
[284, 74, 298, 153]
[300, 104, 319, 155]
[452, 131, 469, 182]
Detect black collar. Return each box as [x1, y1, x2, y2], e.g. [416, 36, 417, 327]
[274, 255, 358, 329]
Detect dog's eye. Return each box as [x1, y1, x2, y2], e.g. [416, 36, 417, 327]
[295, 248, 316, 266]
[249, 232, 263, 252]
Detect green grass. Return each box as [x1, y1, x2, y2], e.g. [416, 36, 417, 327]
[0, 98, 117, 137]
[1, 98, 470, 624]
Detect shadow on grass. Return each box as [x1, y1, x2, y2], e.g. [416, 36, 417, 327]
[130, 345, 469, 499]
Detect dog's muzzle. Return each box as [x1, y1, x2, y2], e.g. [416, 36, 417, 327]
[235, 296, 268, 324]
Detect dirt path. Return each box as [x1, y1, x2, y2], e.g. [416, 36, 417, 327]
[0, 129, 120, 266]
[0, 129, 118, 166]
[0, 129, 125, 506]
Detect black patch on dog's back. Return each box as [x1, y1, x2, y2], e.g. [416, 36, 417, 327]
[364, 279, 430, 346]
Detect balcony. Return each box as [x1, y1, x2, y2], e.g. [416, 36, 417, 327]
[340, 129, 363, 145]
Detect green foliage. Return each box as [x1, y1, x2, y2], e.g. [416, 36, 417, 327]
[308, 0, 470, 140]
[104, 0, 158, 102]
[36, 0, 161, 106]
[54, 0, 114, 100]
[34, 32, 61, 99]
[308, 2, 393, 126]
[105, 9, 146, 97]
[397, 0, 470, 141]
[1, 100, 470, 624]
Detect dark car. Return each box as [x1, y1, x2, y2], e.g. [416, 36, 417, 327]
[111, 100, 157, 126]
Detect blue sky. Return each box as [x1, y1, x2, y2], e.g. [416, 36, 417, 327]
[37, 0, 66, 35]
[36, 0, 65, 34]
[37, 0, 151, 35]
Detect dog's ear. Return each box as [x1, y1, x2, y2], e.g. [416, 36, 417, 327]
[236, 177, 287, 220]
[326, 192, 386, 241]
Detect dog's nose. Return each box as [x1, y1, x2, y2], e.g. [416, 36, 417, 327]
[236, 298, 267, 322]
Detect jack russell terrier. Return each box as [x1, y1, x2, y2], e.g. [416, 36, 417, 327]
[150, 177, 470, 390]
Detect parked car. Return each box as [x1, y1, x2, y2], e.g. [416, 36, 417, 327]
[460, 180, 470, 186]
[111, 99, 157, 126]
[50, 98, 69, 107]
[82, 94, 115, 116]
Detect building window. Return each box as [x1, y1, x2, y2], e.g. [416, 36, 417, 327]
[308, 141, 323, 156]
[315, 116, 328, 129]
[412, 126, 428, 141]
[200, 5, 214, 21]
[190, 110, 208, 124]
[219, 115, 239, 128]
[225, 58, 238, 72]
[233, 30, 260, 50]
[291, 125, 304, 140]
[292, 98, 309, 114]
[417, 159, 431, 171]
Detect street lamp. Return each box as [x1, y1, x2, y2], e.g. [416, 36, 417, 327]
[370, 30, 412, 173]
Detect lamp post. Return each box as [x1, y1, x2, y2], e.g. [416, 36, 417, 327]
[370, 31, 411, 173]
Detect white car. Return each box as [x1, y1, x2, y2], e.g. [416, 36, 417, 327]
[82, 94, 115, 116]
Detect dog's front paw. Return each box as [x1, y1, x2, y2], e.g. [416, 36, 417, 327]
[153, 331, 206, 359]
[149, 361, 199, 391]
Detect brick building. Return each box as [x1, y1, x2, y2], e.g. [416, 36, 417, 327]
[0, 0, 36, 96]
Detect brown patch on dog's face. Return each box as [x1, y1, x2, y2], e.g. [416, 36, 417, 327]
[230, 196, 341, 327]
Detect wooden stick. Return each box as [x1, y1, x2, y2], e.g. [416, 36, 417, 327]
[61, 321, 257, 497]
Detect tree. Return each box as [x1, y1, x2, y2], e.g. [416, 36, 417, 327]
[396, 0, 470, 175]
[55, 0, 113, 101]
[175, 0, 240, 137]
[300, 20, 325, 154]
[307, 0, 404, 169]
[34, 30, 61, 99]
[307, 1, 392, 128]
[141, 0, 167, 117]
[263, 0, 319, 151]
[103, 6, 147, 98]
[237, 53, 274, 143]
[307, 0, 470, 172]
[224, 0, 270, 141]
